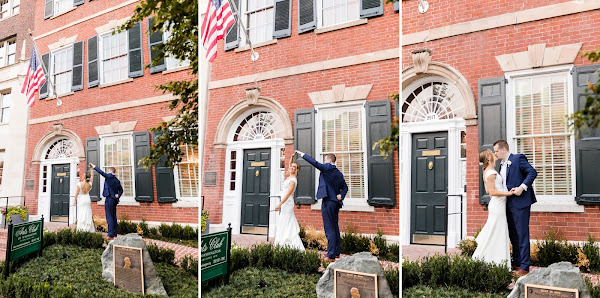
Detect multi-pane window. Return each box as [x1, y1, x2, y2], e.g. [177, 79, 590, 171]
[0, 38, 16, 67]
[0, 0, 17, 19]
[54, 0, 73, 16]
[177, 145, 199, 198]
[52, 46, 73, 95]
[320, 106, 365, 199]
[0, 150, 4, 185]
[163, 30, 190, 70]
[102, 135, 134, 197]
[42, 165, 48, 193]
[11, 0, 17, 14]
[321, 0, 360, 28]
[513, 72, 572, 196]
[0, 93, 10, 123]
[101, 31, 128, 84]
[229, 151, 237, 191]
[244, 0, 274, 44]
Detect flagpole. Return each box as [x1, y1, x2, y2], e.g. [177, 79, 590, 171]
[227, 0, 259, 61]
[27, 30, 63, 108]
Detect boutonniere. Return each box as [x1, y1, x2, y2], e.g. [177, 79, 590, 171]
[507, 160, 512, 167]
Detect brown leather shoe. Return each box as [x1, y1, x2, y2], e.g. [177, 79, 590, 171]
[324, 257, 336, 262]
[335, 256, 340, 259]
[515, 269, 529, 276]
[512, 265, 520, 271]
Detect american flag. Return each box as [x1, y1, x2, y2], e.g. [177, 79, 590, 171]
[201, 0, 236, 62]
[21, 45, 47, 108]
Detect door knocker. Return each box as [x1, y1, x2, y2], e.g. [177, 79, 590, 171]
[255, 170, 260, 177]
[60, 178, 63, 183]
[428, 161, 433, 170]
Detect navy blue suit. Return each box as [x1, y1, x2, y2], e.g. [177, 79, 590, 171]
[504, 153, 537, 271]
[94, 166, 123, 238]
[302, 154, 348, 259]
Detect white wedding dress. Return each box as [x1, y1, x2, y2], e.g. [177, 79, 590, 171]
[76, 182, 95, 233]
[472, 170, 510, 268]
[274, 177, 305, 252]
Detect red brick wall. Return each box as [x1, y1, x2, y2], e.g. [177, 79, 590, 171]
[204, 4, 399, 236]
[0, 0, 35, 55]
[402, 4, 600, 241]
[25, 0, 197, 223]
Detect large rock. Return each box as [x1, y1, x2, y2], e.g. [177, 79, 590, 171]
[316, 252, 394, 298]
[101, 233, 168, 296]
[508, 262, 591, 298]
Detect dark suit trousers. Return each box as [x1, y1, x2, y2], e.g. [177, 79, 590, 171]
[321, 199, 341, 259]
[507, 204, 531, 271]
[105, 197, 118, 237]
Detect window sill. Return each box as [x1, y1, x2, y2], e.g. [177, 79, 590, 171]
[97, 198, 140, 206]
[46, 91, 75, 99]
[172, 200, 199, 208]
[315, 19, 368, 35]
[234, 39, 278, 52]
[531, 196, 585, 213]
[162, 66, 191, 75]
[0, 13, 19, 24]
[50, 7, 76, 20]
[99, 78, 134, 89]
[310, 200, 375, 212]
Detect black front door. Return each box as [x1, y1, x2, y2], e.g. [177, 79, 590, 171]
[241, 149, 271, 235]
[51, 164, 70, 221]
[411, 132, 448, 245]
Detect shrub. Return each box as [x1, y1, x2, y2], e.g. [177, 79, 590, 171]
[0, 275, 74, 298]
[583, 234, 600, 273]
[586, 277, 600, 298]
[147, 244, 176, 265]
[386, 243, 400, 263]
[402, 259, 421, 289]
[230, 246, 250, 272]
[340, 224, 371, 255]
[182, 226, 197, 240]
[385, 267, 399, 296]
[43, 231, 57, 248]
[117, 219, 137, 235]
[373, 228, 389, 256]
[149, 227, 158, 236]
[138, 219, 150, 236]
[457, 227, 481, 257]
[231, 243, 320, 275]
[201, 210, 209, 232]
[303, 226, 327, 250]
[180, 255, 198, 278]
[249, 243, 274, 268]
[92, 216, 107, 233]
[536, 227, 579, 267]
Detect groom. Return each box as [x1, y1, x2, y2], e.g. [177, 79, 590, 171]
[295, 150, 348, 262]
[493, 140, 537, 276]
[89, 163, 123, 240]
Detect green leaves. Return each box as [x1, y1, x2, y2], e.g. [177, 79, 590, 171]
[568, 49, 600, 132]
[373, 95, 399, 158]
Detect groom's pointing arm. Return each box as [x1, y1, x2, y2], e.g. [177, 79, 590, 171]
[299, 153, 328, 172]
[93, 166, 110, 179]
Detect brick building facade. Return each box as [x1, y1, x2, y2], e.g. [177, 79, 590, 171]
[401, 0, 600, 247]
[202, 1, 399, 239]
[23, 0, 198, 226]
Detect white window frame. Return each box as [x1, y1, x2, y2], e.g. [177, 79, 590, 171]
[240, 0, 274, 46]
[163, 29, 190, 70]
[98, 30, 129, 85]
[314, 100, 373, 212]
[505, 64, 582, 212]
[316, 0, 360, 29]
[0, 38, 17, 68]
[0, 0, 19, 20]
[173, 144, 199, 202]
[0, 92, 10, 123]
[99, 132, 138, 205]
[54, 0, 74, 17]
[50, 44, 73, 96]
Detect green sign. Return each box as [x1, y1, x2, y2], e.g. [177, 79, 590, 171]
[201, 230, 229, 282]
[10, 219, 42, 262]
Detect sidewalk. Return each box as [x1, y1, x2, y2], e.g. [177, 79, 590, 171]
[402, 244, 460, 262]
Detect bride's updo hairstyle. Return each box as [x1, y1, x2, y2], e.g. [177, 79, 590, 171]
[85, 172, 91, 182]
[479, 149, 494, 169]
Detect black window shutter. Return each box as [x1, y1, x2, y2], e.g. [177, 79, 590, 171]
[573, 64, 600, 205]
[73, 0, 84, 7]
[393, 1, 399, 13]
[87, 36, 99, 88]
[366, 100, 395, 207]
[153, 131, 177, 203]
[273, 0, 292, 39]
[477, 77, 506, 206]
[360, 0, 383, 18]
[133, 132, 154, 202]
[298, 0, 316, 34]
[44, 0, 53, 19]
[39, 53, 50, 99]
[71, 41, 84, 92]
[148, 17, 166, 74]
[86, 137, 101, 201]
[128, 22, 144, 78]
[294, 109, 316, 205]
[224, 0, 240, 51]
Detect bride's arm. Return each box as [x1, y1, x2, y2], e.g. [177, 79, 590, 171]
[484, 173, 513, 197]
[275, 181, 296, 211]
[74, 184, 80, 205]
[90, 171, 94, 185]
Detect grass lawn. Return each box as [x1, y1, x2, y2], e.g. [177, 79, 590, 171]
[403, 285, 509, 298]
[11, 244, 198, 297]
[203, 267, 321, 298]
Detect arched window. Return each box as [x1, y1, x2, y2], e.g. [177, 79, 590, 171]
[44, 138, 75, 160]
[233, 111, 284, 142]
[403, 79, 465, 123]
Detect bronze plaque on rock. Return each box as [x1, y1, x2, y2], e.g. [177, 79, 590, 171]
[525, 284, 578, 298]
[113, 245, 144, 295]
[334, 269, 378, 298]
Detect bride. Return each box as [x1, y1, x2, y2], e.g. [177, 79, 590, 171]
[74, 167, 95, 233]
[274, 156, 305, 252]
[472, 149, 514, 268]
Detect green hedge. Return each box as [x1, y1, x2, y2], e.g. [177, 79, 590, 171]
[402, 254, 512, 294]
[43, 229, 104, 250]
[179, 255, 198, 278]
[147, 244, 176, 265]
[385, 267, 399, 296]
